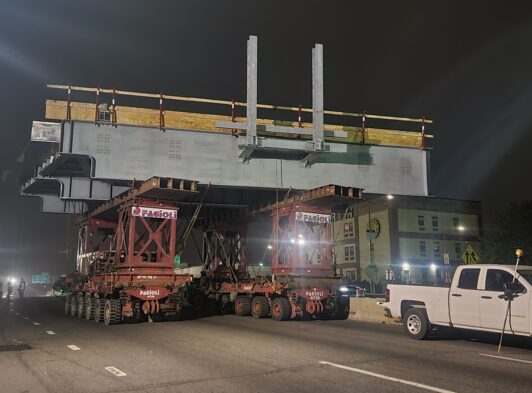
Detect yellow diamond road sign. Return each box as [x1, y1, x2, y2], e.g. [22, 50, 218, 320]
[462, 245, 479, 264]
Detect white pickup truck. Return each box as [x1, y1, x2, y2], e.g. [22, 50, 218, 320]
[384, 264, 532, 339]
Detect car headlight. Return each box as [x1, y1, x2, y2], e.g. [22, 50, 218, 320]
[339, 286, 348, 293]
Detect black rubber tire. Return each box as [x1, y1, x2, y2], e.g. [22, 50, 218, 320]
[219, 295, 234, 315]
[104, 299, 122, 326]
[403, 308, 430, 340]
[164, 310, 182, 322]
[191, 293, 206, 314]
[70, 295, 79, 317]
[271, 297, 292, 321]
[235, 296, 252, 316]
[206, 298, 219, 315]
[334, 299, 350, 320]
[94, 298, 105, 323]
[64, 294, 73, 315]
[85, 297, 95, 320]
[77, 294, 86, 318]
[251, 296, 270, 318]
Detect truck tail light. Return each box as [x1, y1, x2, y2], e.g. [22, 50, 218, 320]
[384, 288, 390, 302]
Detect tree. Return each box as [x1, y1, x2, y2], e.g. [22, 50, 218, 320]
[480, 200, 532, 265]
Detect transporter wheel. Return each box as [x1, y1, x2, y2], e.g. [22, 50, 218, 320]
[219, 295, 234, 315]
[85, 296, 95, 320]
[103, 299, 122, 326]
[206, 298, 219, 315]
[234, 296, 252, 316]
[94, 298, 105, 323]
[403, 308, 430, 340]
[77, 294, 86, 318]
[70, 295, 79, 317]
[191, 293, 206, 314]
[64, 294, 73, 315]
[164, 310, 182, 322]
[251, 296, 270, 318]
[334, 299, 350, 320]
[271, 297, 291, 321]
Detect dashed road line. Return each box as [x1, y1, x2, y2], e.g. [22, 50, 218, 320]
[105, 367, 127, 377]
[23, 317, 30, 320]
[15, 312, 20, 316]
[480, 353, 532, 365]
[46, 330, 56, 335]
[33, 322, 41, 326]
[67, 345, 81, 351]
[319, 361, 456, 393]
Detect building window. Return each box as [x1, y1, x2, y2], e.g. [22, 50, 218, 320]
[343, 221, 354, 238]
[453, 217, 459, 229]
[344, 245, 355, 262]
[455, 242, 461, 256]
[433, 241, 440, 257]
[419, 241, 426, 257]
[432, 216, 439, 231]
[418, 215, 425, 231]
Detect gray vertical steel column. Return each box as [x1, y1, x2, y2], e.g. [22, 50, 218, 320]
[246, 35, 258, 145]
[312, 44, 324, 150]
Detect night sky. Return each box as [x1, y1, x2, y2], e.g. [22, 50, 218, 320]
[1, 1, 531, 277]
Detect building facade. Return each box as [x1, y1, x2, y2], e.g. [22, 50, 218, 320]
[333, 196, 483, 289]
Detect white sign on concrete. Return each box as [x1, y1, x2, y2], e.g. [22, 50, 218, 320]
[31, 121, 61, 143]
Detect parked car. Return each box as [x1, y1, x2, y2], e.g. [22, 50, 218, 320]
[339, 284, 366, 298]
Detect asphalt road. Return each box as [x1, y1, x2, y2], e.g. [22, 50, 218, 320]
[1, 297, 532, 393]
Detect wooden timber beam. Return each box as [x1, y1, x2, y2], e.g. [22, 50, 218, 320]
[47, 84, 434, 125]
[46, 100, 433, 149]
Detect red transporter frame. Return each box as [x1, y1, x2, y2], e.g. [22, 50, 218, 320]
[205, 202, 348, 320]
[68, 198, 192, 324]
[76, 218, 116, 276]
[271, 203, 333, 276]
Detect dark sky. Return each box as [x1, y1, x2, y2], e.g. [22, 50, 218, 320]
[1, 0, 532, 277]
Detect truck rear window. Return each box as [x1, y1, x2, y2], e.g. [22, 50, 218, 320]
[458, 268, 480, 290]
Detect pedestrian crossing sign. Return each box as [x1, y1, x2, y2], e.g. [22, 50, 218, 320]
[461, 245, 479, 264]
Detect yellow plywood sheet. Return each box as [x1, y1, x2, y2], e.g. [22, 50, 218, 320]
[45, 100, 430, 148]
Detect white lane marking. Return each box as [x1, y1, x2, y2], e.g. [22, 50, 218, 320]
[46, 330, 56, 335]
[33, 322, 41, 326]
[67, 345, 81, 351]
[480, 353, 532, 365]
[15, 312, 20, 315]
[9, 309, 14, 312]
[23, 317, 30, 320]
[105, 367, 127, 377]
[319, 361, 456, 393]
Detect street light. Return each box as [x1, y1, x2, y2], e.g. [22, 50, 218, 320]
[386, 194, 394, 200]
[457, 225, 465, 232]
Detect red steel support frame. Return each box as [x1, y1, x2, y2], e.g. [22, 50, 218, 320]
[420, 115, 426, 150]
[94, 85, 100, 124]
[271, 203, 333, 276]
[159, 92, 165, 131]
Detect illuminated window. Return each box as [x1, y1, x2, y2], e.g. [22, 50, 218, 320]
[343, 221, 354, 238]
[344, 245, 355, 262]
[432, 216, 439, 231]
[419, 241, 426, 257]
[453, 217, 459, 229]
[418, 215, 425, 231]
[433, 241, 440, 257]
